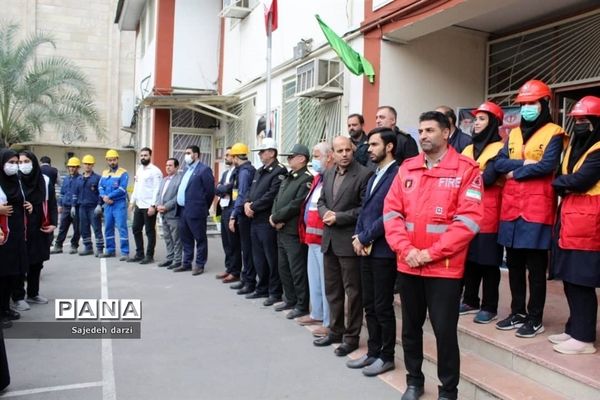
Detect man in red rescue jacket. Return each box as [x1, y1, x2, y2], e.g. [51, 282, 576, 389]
[383, 111, 483, 400]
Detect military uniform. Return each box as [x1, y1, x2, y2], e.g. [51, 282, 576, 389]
[271, 166, 313, 312]
[246, 160, 287, 298]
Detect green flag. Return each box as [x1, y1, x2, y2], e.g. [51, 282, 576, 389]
[316, 15, 375, 83]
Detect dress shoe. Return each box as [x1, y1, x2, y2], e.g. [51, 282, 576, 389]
[346, 355, 377, 369]
[215, 271, 229, 279]
[245, 292, 268, 299]
[167, 263, 180, 270]
[362, 358, 395, 376]
[296, 316, 322, 326]
[313, 334, 342, 347]
[158, 260, 172, 268]
[286, 309, 309, 320]
[311, 326, 330, 337]
[230, 282, 244, 290]
[192, 266, 204, 276]
[236, 286, 254, 295]
[126, 255, 144, 263]
[222, 274, 240, 284]
[173, 266, 192, 272]
[99, 252, 116, 258]
[140, 256, 154, 265]
[334, 342, 358, 357]
[79, 248, 94, 256]
[274, 302, 295, 312]
[1, 318, 12, 329]
[401, 385, 424, 400]
[3, 309, 20, 321]
[263, 297, 281, 306]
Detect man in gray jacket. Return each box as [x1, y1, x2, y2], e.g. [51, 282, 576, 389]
[155, 158, 183, 269]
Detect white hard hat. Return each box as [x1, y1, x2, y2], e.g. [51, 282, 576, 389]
[251, 137, 278, 151]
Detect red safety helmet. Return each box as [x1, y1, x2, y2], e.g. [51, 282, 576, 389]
[471, 101, 504, 125]
[515, 80, 552, 103]
[568, 96, 600, 117]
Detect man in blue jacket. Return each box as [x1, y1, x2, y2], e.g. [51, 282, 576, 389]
[76, 154, 104, 256]
[99, 149, 129, 260]
[349, 127, 399, 376]
[174, 145, 215, 276]
[51, 157, 81, 254]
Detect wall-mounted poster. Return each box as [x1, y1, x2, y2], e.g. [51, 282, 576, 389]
[256, 109, 279, 144]
[458, 106, 521, 140]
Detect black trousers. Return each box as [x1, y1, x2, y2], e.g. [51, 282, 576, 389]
[250, 222, 281, 297]
[563, 281, 598, 343]
[238, 216, 256, 288]
[12, 263, 43, 301]
[361, 257, 397, 362]
[55, 207, 80, 248]
[0, 276, 18, 313]
[220, 207, 241, 276]
[462, 261, 501, 313]
[132, 206, 157, 258]
[397, 272, 462, 400]
[0, 327, 9, 390]
[323, 252, 362, 346]
[506, 248, 547, 323]
[277, 232, 308, 308]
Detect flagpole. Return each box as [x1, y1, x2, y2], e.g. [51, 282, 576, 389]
[266, 11, 272, 142]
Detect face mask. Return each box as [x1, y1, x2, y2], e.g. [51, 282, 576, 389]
[3, 163, 18, 176]
[19, 163, 33, 175]
[520, 105, 540, 122]
[573, 123, 591, 136]
[184, 154, 193, 165]
[140, 159, 150, 166]
[311, 158, 323, 173]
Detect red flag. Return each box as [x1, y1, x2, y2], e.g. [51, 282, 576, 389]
[263, 0, 278, 33]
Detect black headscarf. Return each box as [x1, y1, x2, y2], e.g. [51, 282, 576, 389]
[0, 148, 23, 204]
[472, 113, 502, 160]
[18, 150, 46, 205]
[567, 116, 600, 174]
[520, 99, 553, 143]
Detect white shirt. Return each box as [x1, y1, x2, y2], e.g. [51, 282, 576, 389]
[370, 160, 396, 195]
[219, 168, 235, 208]
[130, 163, 163, 209]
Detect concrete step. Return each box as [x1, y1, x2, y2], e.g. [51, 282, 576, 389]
[391, 270, 600, 399]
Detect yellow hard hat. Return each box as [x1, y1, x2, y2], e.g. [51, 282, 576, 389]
[105, 149, 119, 159]
[67, 157, 81, 167]
[230, 143, 249, 156]
[82, 154, 96, 164]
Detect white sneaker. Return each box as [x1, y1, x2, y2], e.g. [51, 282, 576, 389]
[553, 338, 597, 355]
[12, 299, 31, 311]
[548, 332, 571, 344]
[26, 295, 49, 304]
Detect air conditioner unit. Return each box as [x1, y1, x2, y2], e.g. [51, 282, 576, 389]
[295, 59, 343, 99]
[221, 0, 251, 19]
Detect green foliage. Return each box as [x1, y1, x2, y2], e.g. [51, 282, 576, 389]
[0, 22, 104, 147]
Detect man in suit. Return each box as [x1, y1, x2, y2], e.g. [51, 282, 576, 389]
[215, 147, 242, 283]
[347, 127, 399, 376]
[435, 106, 472, 154]
[174, 145, 215, 276]
[40, 156, 58, 187]
[314, 136, 372, 356]
[155, 158, 183, 269]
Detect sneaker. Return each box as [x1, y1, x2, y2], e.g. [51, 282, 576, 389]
[26, 295, 49, 304]
[548, 332, 572, 344]
[553, 338, 597, 355]
[474, 310, 497, 324]
[50, 246, 63, 254]
[79, 248, 94, 256]
[459, 303, 479, 315]
[515, 319, 545, 338]
[12, 299, 30, 311]
[495, 313, 527, 330]
[69, 247, 78, 254]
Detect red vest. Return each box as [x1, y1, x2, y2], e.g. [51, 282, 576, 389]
[558, 142, 600, 251]
[500, 123, 564, 225]
[462, 142, 504, 234]
[298, 175, 324, 245]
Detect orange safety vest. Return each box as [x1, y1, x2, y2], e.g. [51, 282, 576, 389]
[298, 175, 324, 245]
[500, 123, 564, 225]
[462, 142, 504, 233]
[558, 142, 600, 251]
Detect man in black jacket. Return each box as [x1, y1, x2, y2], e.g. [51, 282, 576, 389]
[348, 113, 370, 167]
[244, 138, 287, 301]
[436, 105, 472, 153]
[375, 106, 419, 165]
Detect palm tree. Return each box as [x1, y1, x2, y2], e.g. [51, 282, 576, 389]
[0, 22, 104, 147]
